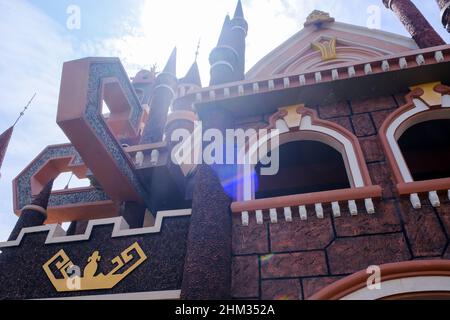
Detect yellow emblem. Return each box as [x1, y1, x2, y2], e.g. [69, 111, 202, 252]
[42, 242, 147, 292]
[312, 38, 337, 61]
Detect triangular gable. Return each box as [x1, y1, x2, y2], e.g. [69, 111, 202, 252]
[246, 20, 418, 79]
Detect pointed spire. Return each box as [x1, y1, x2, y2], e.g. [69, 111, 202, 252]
[234, 0, 244, 19]
[0, 126, 13, 178]
[217, 15, 232, 46]
[181, 62, 202, 87]
[162, 47, 177, 76]
[32, 179, 55, 209]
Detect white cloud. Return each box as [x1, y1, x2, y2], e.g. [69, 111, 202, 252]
[0, 0, 75, 240]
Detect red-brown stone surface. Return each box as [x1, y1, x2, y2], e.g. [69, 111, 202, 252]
[231, 256, 259, 298]
[327, 116, 354, 134]
[327, 233, 411, 274]
[351, 96, 397, 114]
[360, 136, 384, 163]
[260, 251, 327, 279]
[269, 216, 334, 252]
[435, 200, 450, 237]
[371, 109, 395, 130]
[261, 279, 302, 300]
[398, 200, 447, 257]
[352, 113, 376, 137]
[368, 162, 396, 198]
[333, 200, 402, 237]
[318, 101, 351, 119]
[302, 276, 344, 299]
[233, 216, 269, 255]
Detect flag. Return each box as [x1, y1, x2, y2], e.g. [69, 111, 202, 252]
[0, 126, 14, 178]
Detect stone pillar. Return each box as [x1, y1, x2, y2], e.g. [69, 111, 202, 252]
[8, 179, 54, 241]
[180, 165, 232, 300]
[383, 0, 445, 48]
[436, 0, 450, 32]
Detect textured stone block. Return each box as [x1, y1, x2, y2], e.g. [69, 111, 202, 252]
[368, 162, 396, 198]
[352, 114, 376, 137]
[351, 96, 397, 114]
[435, 202, 450, 237]
[328, 116, 354, 134]
[231, 256, 260, 298]
[360, 136, 384, 163]
[334, 200, 402, 237]
[302, 276, 344, 299]
[318, 101, 351, 119]
[261, 251, 327, 278]
[270, 216, 334, 252]
[327, 233, 410, 274]
[233, 216, 269, 255]
[371, 109, 395, 130]
[399, 199, 447, 257]
[261, 279, 302, 300]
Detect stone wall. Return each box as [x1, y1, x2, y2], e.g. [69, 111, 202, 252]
[231, 93, 450, 300]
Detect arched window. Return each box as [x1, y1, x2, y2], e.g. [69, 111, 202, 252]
[380, 83, 450, 209]
[233, 105, 381, 225]
[398, 119, 450, 181]
[255, 140, 350, 199]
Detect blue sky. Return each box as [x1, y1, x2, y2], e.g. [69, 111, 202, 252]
[0, 0, 449, 241]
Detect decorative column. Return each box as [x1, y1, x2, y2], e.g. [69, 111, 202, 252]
[181, 165, 232, 300]
[436, 0, 450, 32]
[383, 0, 445, 48]
[8, 179, 54, 241]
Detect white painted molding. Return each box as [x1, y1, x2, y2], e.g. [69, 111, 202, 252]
[270, 208, 278, 223]
[364, 63, 372, 75]
[435, 51, 444, 63]
[348, 200, 358, 216]
[365, 198, 375, 214]
[299, 75, 306, 85]
[268, 79, 275, 90]
[348, 66, 356, 77]
[410, 193, 422, 209]
[238, 85, 244, 96]
[256, 210, 264, 225]
[315, 72, 322, 83]
[283, 77, 290, 88]
[381, 60, 390, 72]
[428, 191, 440, 208]
[299, 206, 308, 220]
[241, 211, 249, 226]
[315, 203, 324, 219]
[332, 202, 341, 217]
[341, 276, 450, 300]
[416, 54, 425, 66]
[0, 209, 192, 248]
[224, 87, 230, 97]
[252, 83, 260, 93]
[331, 69, 339, 80]
[284, 207, 293, 222]
[399, 57, 408, 69]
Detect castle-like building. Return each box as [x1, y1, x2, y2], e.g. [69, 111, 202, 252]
[1, 0, 450, 300]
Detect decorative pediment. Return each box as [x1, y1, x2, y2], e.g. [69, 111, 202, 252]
[247, 18, 418, 79]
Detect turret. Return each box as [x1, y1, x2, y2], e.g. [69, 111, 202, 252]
[8, 179, 54, 241]
[209, 1, 248, 85]
[382, 0, 445, 48]
[179, 61, 202, 95]
[140, 48, 178, 144]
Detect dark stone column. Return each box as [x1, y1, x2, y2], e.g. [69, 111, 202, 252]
[120, 201, 147, 229]
[181, 165, 232, 300]
[436, 0, 450, 32]
[8, 180, 54, 241]
[383, 0, 445, 48]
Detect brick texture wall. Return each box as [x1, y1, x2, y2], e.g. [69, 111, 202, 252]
[231, 93, 450, 300]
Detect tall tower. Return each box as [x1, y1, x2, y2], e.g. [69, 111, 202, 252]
[209, 0, 248, 85]
[382, 0, 445, 48]
[140, 48, 178, 144]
